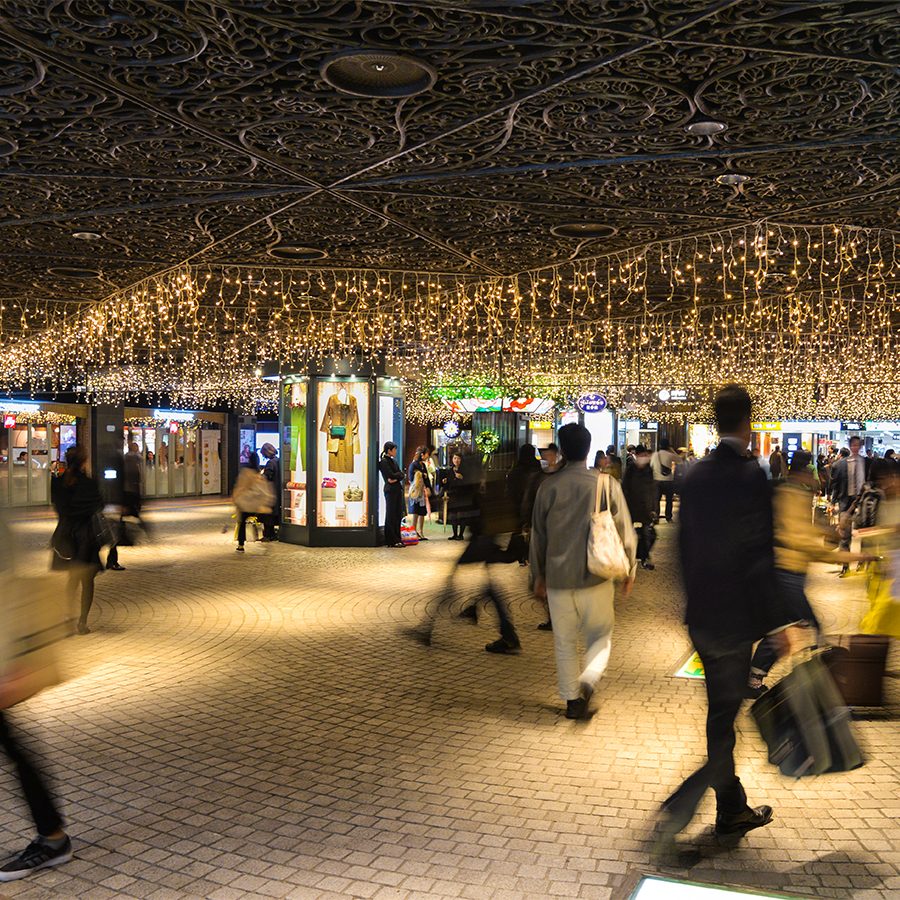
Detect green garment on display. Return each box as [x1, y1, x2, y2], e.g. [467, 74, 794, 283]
[290, 404, 306, 473]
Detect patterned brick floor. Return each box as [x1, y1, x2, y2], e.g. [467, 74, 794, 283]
[1, 502, 898, 899]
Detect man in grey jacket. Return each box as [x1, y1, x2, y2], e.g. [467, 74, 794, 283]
[531, 423, 637, 719]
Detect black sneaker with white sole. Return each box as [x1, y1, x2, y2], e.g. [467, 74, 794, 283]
[0, 835, 73, 881]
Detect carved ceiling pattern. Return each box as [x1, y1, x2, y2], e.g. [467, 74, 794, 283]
[0, 0, 897, 330]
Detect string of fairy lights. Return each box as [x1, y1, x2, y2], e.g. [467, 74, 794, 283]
[0, 220, 897, 422]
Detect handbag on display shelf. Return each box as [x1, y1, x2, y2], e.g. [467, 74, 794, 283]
[343, 482, 364, 502]
[586, 474, 630, 580]
[321, 476, 337, 502]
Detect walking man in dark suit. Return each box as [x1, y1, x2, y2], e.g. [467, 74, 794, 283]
[828, 436, 871, 575]
[655, 384, 801, 857]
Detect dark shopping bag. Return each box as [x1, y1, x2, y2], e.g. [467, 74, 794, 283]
[822, 635, 890, 707]
[751, 652, 863, 778]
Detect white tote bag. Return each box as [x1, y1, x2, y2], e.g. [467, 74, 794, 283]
[587, 474, 631, 580]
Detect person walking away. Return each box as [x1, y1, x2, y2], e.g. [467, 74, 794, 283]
[605, 445, 623, 481]
[828, 436, 870, 575]
[655, 384, 804, 857]
[50, 446, 104, 635]
[530, 423, 636, 719]
[768, 444, 787, 481]
[440, 450, 467, 540]
[0, 513, 73, 881]
[592, 449, 606, 471]
[622, 445, 657, 570]
[746, 450, 874, 696]
[259, 442, 281, 541]
[378, 442, 405, 547]
[232, 452, 275, 552]
[407, 446, 433, 540]
[506, 444, 541, 564]
[106, 441, 147, 571]
[651, 439, 679, 522]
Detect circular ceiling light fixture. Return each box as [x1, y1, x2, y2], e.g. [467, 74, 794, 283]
[684, 111, 727, 136]
[71, 230, 103, 241]
[267, 245, 328, 261]
[320, 50, 436, 98]
[48, 266, 101, 279]
[550, 223, 617, 239]
[716, 173, 750, 186]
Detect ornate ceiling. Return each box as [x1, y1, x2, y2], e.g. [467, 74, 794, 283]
[0, 0, 898, 332]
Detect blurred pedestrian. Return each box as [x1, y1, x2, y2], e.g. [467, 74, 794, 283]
[232, 452, 275, 553]
[829, 436, 870, 575]
[106, 441, 147, 571]
[622, 445, 657, 569]
[440, 450, 467, 540]
[50, 446, 104, 635]
[541, 443, 561, 473]
[651, 439, 679, 522]
[0, 514, 73, 882]
[768, 443, 786, 480]
[655, 384, 803, 857]
[746, 450, 874, 696]
[531, 423, 636, 719]
[592, 449, 606, 471]
[506, 444, 541, 564]
[259, 442, 280, 541]
[378, 442, 405, 547]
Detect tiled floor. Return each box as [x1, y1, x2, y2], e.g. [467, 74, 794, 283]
[1, 503, 898, 899]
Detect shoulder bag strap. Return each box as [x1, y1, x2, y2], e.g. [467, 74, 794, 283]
[595, 473, 607, 515]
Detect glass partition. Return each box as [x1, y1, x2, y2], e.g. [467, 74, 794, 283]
[283, 380, 308, 526]
[316, 379, 369, 528]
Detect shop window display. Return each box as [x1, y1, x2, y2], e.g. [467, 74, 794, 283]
[284, 381, 308, 526]
[317, 380, 368, 527]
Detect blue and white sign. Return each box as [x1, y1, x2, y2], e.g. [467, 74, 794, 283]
[442, 420, 461, 439]
[576, 393, 607, 414]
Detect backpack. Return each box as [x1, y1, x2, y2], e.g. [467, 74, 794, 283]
[853, 486, 880, 529]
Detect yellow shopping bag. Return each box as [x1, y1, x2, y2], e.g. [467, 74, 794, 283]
[859, 564, 900, 640]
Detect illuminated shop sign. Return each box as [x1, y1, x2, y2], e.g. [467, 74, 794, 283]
[3, 414, 16, 429]
[152, 409, 195, 422]
[657, 388, 688, 402]
[442, 397, 554, 415]
[442, 420, 461, 438]
[752, 421, 782, 431]
[840, 421, 865, 431]
[866, 421, 900, 430]
[0, 400, 42, 414]
[576, 393, 607, 413]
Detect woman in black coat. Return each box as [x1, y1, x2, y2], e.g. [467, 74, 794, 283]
[51, 445, 104, 634]
[506, 444, 542, 564]
[378, 442, 405, 547]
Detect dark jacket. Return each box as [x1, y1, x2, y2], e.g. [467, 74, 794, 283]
[622, 463, 656, 525]
[506, 461, 541, 530]
[50, 471, 104, 569]
[828, 455, 871, 508]
[678, 441, 786, 641]
[378, 456, 403, 493]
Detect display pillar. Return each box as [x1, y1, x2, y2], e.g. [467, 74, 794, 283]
[278, 369, 404, 547]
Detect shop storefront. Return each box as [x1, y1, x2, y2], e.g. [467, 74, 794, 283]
[123, 408, 225, 498]
[751, 420, 841, 463]
[279, 372, 404, 546]
[0, 399, 86, 507]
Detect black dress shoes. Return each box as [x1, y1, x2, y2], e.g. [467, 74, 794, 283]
[715, 805, 773, 836]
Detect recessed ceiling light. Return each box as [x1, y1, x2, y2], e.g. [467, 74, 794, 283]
[320, 50, 436, 98]
[48, 266, 101, 279]
[267, 245, 328, 261]
[550, 223, 617, 239]
[684, 111, 727, 136]
[71, 231, 102, 240]
[716, 173, 750, 186]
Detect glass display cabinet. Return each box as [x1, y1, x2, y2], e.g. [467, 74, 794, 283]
[279, 370, 404, 546]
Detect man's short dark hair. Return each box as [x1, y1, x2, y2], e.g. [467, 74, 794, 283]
[839, 447, 850, 457]
[659, 438, 670, 451]
[634, 444, 651, 456]
[714, 383, 752, 434]
[547, 442, 559, 452]
[848, 435, 862, 448]
[789, 450, 812, 473]
[557, 423, 591, 462]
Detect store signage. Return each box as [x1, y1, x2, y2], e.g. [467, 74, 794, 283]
[866, 421, 900, 431]
[0, 400, 41, 414]
[841, 421, 865, 431]
[752, 421, 782, 431]
[442, 420, 461, 439]
[3, 414, 16, 429]
[782, 433, 802, 465]
[169, 422, 180, 434]
[657, 388, 688, 402]
[640, 421, 659, 431]
[442, 397, 553, 415]
[152, 409, 195, 422]
[576, 393, 607, 414]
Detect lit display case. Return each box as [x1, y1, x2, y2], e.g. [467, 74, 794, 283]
[279, 369, 403, 547]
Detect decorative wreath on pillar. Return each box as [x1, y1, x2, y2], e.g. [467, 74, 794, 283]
[474, 429, 501, 462]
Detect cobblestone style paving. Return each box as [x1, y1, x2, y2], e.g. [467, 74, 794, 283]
[2, 502, 898, 899]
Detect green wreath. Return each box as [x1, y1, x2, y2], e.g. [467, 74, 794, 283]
[474, 429, 501, 461]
